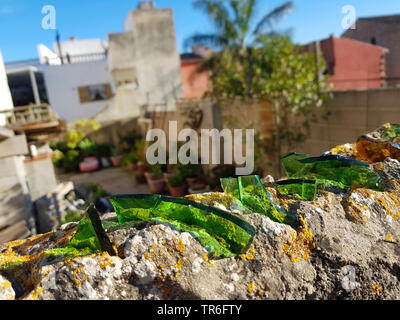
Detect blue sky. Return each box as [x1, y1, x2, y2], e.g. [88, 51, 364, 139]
[0, 0, 399, 63]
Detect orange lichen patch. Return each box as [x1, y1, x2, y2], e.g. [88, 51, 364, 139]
[238, 247, 256, 261]
[344, 198, 370, 224]
[185, 192, 233, 209]
[0, 277, 15, 300]
[98, 252, 114, 269]
[277, 198, 295, 211]
[73, 266, 88, 286]
[372, 284, 383, 295]
[283, 216, 315, 262]
[348, 188, 400, 220]
[330, 143, 356, 157]
[385, 234, 397, 243]
[247, 282, 255, 293]
[30, 286, 43, 300]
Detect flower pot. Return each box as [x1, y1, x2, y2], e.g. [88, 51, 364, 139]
[188, 184, 210, 195]
[79, 157, 99, 173]
[186, 177, 197, 188]
[168, 184, 187, 197]
[163, 172, 174, 183]
[144, 172, 156, 182]
[137, 162, 150, 174]
[110, 155, 122, 167]
[134, 171, 146, 184]
[101, 157, 111, 168]
[147, 178, 165, 194]
[126, 162, 136, 172]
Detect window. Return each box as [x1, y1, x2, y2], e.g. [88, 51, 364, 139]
[78, 84, 112, 103]
[370, 37, 376, 45]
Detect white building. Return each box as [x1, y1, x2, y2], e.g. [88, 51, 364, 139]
[0, 50, 14, 126]
[37, 38, 114, 123]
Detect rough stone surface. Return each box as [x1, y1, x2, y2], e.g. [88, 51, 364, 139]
[1, 127, 400, 300]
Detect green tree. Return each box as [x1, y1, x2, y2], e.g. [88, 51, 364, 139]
[186, 0, 332, 177]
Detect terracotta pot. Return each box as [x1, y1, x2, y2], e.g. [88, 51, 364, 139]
[163, 172, 174, 183]
[126, 162, 136, 172]
[110, 155, 122, 167]
[134, 171, 146, 184]
[137, 162, 150, 174]
[188, 184, 210, 194]
[186, 177, 197, 188]
[144, 172, 156, 182]
[168, 184, 187, 197]
[147, 179, 165, 194]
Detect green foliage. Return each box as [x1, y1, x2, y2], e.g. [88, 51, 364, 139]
[61, 210, 84, 225]
[179, 163, 202, 178]
[121, 150, 138, 167]
[151, 164, 164, 179]
[87, 183, 109, 198]
[61, 150, 82, 172]
[168, 174, 185, 187]
[79, 138, 98, 157]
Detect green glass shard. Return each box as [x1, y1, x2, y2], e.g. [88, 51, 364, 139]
[67, 217, 101, 252]
[282, 153, 384, 191]
[276, 179, 317, 201]
[381, 124, 400, 142]
[110, 194, 256, 258]
[221, 175, 299, 227]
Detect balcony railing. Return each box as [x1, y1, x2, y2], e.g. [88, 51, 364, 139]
[0, 104, 58, 129]
[45, 52, 106, 65]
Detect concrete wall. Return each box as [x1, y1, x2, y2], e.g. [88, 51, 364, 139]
[298, 88, 400, 156]
[24, 155, 57, 202]
[105, 4, 183, 122]
[41, 59, 114, 123]
[0, 50, 14, 126]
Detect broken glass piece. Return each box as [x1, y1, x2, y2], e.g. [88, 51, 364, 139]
[110, 194, 255, 258]
[282, 153, 384, 191]
[356, 135, 400, 163]
[276, 179, 317, 201]
[380, 124, 400, 142]
[221, 175, 299, 227]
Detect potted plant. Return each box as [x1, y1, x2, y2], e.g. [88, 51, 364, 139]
[179, 163, 202, 187]
[167, 174, 187, 197]
[145, 164, 165, 194]
[122, 150, 137, 171]
[96, 144, 112, 168]
[110, 147, 123, 167]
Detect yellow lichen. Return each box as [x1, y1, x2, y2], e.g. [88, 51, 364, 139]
[73, 266, 87, 286]
[372, 284, 383, 295]
[247, 282, 255, 293]
[98, 252, 114, 269]
[385, 234, 396, 243]
[283, 216, 315, 262]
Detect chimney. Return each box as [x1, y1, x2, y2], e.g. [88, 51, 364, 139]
[192, 45, 213, 59]
[138, 1, 155, 10]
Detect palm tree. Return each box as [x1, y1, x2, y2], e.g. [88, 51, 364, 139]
[185, 0, 295, 54]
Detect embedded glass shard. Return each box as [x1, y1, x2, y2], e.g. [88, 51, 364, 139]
[110, 194, 256, 258]
[282, 153, 384, 191]
[380, 124, 400, 142]
[276, 179, 317, 201]
[356, 135, 400, 163]
[221, 175, 299, 227]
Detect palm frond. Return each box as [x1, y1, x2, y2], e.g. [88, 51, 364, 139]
[253, 1, 295, 35]
[193, 0, 236, 36]
[184, 33, 222, 50]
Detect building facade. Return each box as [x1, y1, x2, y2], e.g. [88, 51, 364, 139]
[303, 36, 388, 90]
[342, 14, 400, 87]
